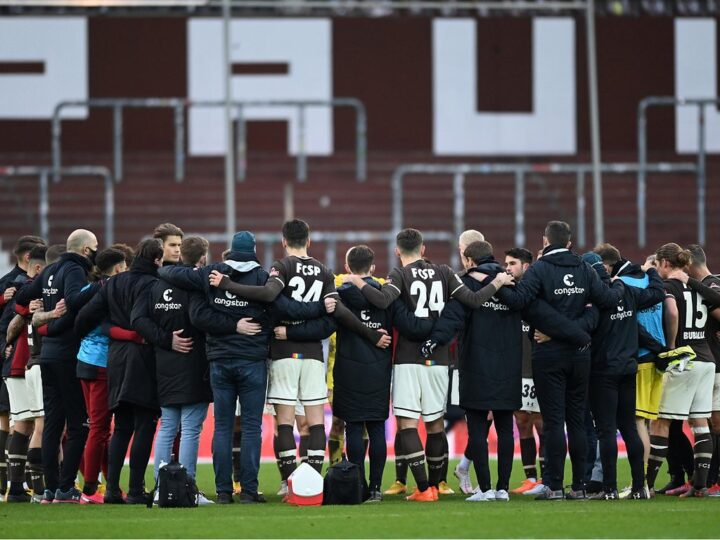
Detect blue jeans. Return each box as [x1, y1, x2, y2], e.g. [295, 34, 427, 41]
[154, 402, 209, 479]
[210, 358, 267, 495]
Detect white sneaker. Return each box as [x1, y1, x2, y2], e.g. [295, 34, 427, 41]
[153, 490, 159, 506]
[484, 488, 496, 501]
[524, 482, 546, 496]
[494, 489, 510, 502]
[454, 465, 474, 495]
[618, 486, 632, 500]
[277, 480, 288, 496]
[465, 489, 489, 502]
[197, 492, 215, 505]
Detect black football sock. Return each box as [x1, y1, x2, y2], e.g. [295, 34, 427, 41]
[398, 428, 428, 492]
[83, 480, 98, 496]
[425, 432, 444, 488]
[298, 435, 309, 465]
[692, 427, 713, 490]
[646, 435, 669, 489]
[0, 430, 8, 493]
[394, 431, 407, 484]
[276, 425, 297, 481]
[306, 425, 326, 473]
[708, 434, 720, 486]
[8, 431, 30, 495]
[232, 429, 242, 483]
[520, 437, 538, 480]
[27, 447, 44, 495]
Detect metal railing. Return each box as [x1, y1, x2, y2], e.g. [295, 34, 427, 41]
[393, 161, 697, 268]
[191, 230, 455, 272]
[0, 166, 115, 244]
[637, 96, 719, 248]
[51, 97, 367, 183]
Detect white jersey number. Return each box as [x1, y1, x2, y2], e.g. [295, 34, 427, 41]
[682, 291, 708, 330]
[288, 276, 323, 302]
[410, 280, 445, 317]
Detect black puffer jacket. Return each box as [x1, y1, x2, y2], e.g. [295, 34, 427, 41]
[75, 257, 160, 410]
[332, 279, 393, 422]
[429, 258, 522, 411]
[132, 264, 213, 407]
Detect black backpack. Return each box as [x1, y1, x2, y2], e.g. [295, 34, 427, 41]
[151, 460, 199, 508]
[322, 460, 367, 505]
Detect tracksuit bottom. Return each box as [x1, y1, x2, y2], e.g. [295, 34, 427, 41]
[532, 352, 591, 491]
[589, 372, 645, 491]
[466, 409, 514, 492]
[106, 402, 158, 496]
[41, 362, 89, 493]
[80, 377, 110, 488]
[346, 420, 386, 492]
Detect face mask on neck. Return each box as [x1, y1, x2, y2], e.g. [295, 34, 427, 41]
[87, 248, 97, 265]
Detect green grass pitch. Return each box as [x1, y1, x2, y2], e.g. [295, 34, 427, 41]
[1, 459, 715, 538]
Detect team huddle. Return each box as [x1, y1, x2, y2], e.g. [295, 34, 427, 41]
[0, 217, 718, 505]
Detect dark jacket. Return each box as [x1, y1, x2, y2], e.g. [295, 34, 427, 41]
[497, 245, 623, 355]
[15, 253, 96, 363]
[429, 259, 522, 411]
[132, 264, 213, 407]
[159, 252, 324, 363]
[590, 263, 666, 376]
[0, 265, 26, 310]
[75, 257, 160, 411]
[333, 279, 392, 422]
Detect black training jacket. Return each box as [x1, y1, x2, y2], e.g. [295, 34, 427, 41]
[158, 252, 324, 363]
[590, 263, 666, 376]
[428, 259, 522, 411]
[75, 257, 160, 410]
[132, 264, 213, 408]
[15, 253, 95, 363]
[332, 280, 392, 422]
[497, 245, 623, 354]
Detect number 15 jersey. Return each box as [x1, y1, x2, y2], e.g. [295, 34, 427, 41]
[269, 255, 337, 361]
[386, 260, 463, 366]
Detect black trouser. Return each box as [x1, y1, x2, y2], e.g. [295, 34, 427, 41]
[466, 409, 514, 492]
[667, 420, 694, 482]
[41, 361, 89, 492]
[589, 372, 645, 491]
[107, 402, 158, 495]
[532, 352, 591, 491]
[346, 420, 386, 492]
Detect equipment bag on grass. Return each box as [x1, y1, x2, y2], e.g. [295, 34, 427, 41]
[152, 460, 199, 508]
[322, 459, 367, 505]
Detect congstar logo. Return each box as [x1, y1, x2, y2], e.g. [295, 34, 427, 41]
[563, 274, 574, 286]
[162, 289, 172, 302]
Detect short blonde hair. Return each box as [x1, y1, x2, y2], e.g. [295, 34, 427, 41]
[459, 229, 484, 249]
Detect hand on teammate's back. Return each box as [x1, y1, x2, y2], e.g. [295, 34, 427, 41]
[342, 274, 365, 288]
[171, 329, 193, 353]
[236, 317, 261, 336]
[492, 272, 515, 288]
[534, 330, 551, 344]
[209, 270, 226, 287]
[324, 297, 337, 313]
[375, 328, 391, 349]
[3, 286, 16, 302]
[274, 326, 287, 340]
[52, 298, 67, 318]
[667, 269, 689, 283]
[421, 339, 438, 359]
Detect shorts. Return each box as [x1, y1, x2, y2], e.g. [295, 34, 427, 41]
[449, 369, 460, 407]
[520, 377, 540, 413]
[267, 358, 328, 406]
[6, 369, 44, 422]
[0, 379, 9, 413]
[636, 362, 664, 420]
[658, 361, 715, 420]
[392, 364, 448, 422]
[256, 402, 305, 416]
[712, 373, 720, 412]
